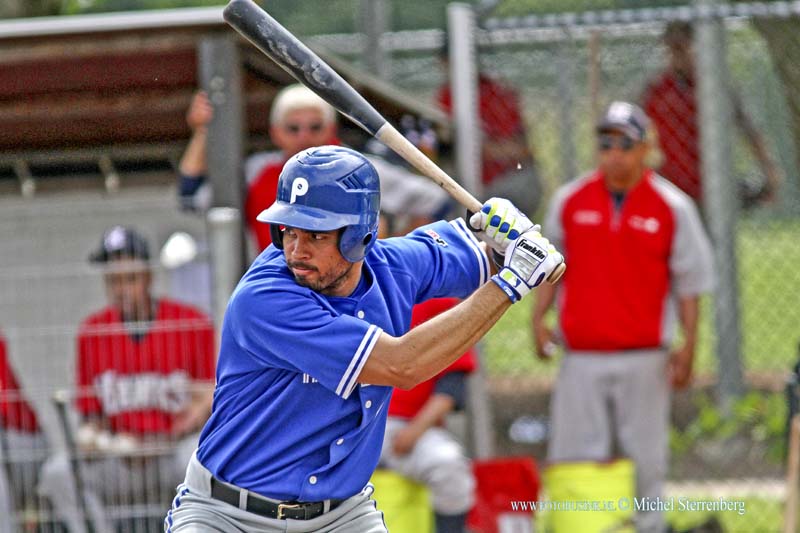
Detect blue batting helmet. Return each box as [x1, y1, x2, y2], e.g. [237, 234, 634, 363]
[257, 145, 381, 262]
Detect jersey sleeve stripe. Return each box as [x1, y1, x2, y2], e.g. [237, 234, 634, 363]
[342, 326, 382, 399]
[336, 324, 382, 398]
[450, 218, 489, 286]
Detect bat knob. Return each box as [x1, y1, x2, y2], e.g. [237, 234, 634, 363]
[547, 262, 566, 284]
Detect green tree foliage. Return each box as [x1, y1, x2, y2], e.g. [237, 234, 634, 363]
[1, 0, 62, 18]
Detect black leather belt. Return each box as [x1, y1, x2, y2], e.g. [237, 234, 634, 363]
[210, 477, 342, 520]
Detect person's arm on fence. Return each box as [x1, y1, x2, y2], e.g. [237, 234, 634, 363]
[178, 90, 214, 211]
[731, 92, 783, 203]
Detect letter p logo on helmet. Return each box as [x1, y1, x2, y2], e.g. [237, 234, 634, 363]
[290, 177, 309, 204]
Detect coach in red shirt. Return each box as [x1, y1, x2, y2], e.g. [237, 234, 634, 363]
[532, 102, 714, 533]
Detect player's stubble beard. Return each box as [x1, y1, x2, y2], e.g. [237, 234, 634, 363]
[289, 259, 356, 296]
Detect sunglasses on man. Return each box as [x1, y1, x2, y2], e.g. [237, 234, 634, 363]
[598, 133, 637, 152]
[284, 122, 325, 135]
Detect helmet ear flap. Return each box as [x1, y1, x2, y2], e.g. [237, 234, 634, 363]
[270, 225, 284, 249]
[339, 226, 377, 262]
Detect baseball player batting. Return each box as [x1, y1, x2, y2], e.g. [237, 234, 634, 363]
[165, 145, 564, 532]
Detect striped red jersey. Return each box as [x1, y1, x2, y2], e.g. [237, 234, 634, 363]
[76, 299, 215, 435]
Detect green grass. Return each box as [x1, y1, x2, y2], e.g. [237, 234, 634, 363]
[534, 495, 783, 533]
[665, 496, 784, 533]
[482, 216, 800, 378]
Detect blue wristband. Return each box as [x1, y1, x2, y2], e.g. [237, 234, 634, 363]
[491, 272, 521, 303]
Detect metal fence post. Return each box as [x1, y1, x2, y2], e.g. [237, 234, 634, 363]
[198, 34, 248, 283]
[447, 3, 482, 200]
[360, 0, 391, 80]
[556, 28, 578, 182]
[198, 35, 245, 211]
[695, 2, 745, 407]
[448, 3, 495, 459]
[207, 207, 243, 349]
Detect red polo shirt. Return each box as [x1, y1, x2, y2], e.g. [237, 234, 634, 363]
[548, 170, 712, 351]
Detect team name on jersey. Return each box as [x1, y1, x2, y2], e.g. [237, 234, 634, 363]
[94, 371, 191, 415]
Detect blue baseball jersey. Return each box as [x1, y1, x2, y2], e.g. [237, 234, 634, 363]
[196, 218, 489, 502]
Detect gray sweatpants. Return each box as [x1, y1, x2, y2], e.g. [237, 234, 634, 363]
[165, 451, 388, 533]
[378, 417, 474, 515]
[547, 350, 670, 533]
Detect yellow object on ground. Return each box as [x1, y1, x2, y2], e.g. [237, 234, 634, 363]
[370, 469, 433, 533]
[541, 459, 636, 533]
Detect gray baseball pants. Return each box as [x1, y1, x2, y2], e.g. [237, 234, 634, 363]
[379, 417, 474, 515]
[165, 451, 388, 533]
[547, 349, 670, 533]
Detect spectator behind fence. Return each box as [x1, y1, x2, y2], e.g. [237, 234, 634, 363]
[38, 226, 216, 533]
[531, 102, 714, 532]
[379, 296, 477, 533]
[437, 45, 543, 217]
[641, 20, 782, 207]
[179, 85, 450, 252]
[0, 333, 45, 533]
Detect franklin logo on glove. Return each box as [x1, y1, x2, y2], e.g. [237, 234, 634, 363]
[517, 240, 547, 261]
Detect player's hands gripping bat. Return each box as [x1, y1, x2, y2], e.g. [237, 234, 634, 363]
[469, 197, 538, 254]
[492, 229, 565, 303]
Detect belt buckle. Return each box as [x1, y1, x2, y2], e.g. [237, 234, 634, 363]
[277, 502, 303, 520]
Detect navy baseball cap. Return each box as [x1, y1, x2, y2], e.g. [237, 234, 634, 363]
[89, 226, 150, 263]
[596, 101, 649, 142]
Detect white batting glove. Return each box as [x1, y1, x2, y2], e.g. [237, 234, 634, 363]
[491, 229, 565, 303]
[469, 198, 538, 256]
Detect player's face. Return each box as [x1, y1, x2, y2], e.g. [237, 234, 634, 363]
[597, 131, 648, 185]
[283, 227, 361, 297]
[103, 258, 152, 320]
[271, 108, 337, 158]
